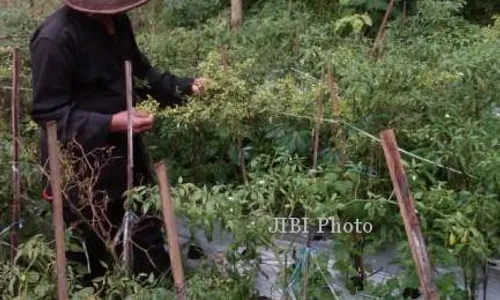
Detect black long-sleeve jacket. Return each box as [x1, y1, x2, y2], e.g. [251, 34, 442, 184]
[30, 6, 193, 196]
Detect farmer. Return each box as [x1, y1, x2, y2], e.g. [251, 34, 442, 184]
[29, 0, 203, 284]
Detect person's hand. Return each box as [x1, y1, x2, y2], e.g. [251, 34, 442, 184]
[191, 77, 205, 95]
[109, 110, 154, 133]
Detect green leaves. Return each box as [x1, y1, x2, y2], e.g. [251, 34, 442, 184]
[333, 13, 373, 35]
[2, 0, 500, 298]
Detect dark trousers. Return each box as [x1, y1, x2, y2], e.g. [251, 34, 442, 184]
[62, 178, 171, 285]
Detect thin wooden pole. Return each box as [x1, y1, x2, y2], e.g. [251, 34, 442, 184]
[327, 69, 346, 168]
[237, 135, 249, 185]
[10, 48, 21, 261]
[304, 76, 324, 299]
[230, 0, 243, 29]
[312, 76, 324, 170]
[371, 0, 396, 59]
[123, 60, 134, 271]
[482, 262, 488, 300]
[155, 162, 185, 300]
[46, 121, 68, 300]
[380, 129, 439, 300]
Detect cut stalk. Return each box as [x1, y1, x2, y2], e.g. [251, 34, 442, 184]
[155, 162, 185, 300]
[230, 0, 243, 29]
[123, 60, 134, 272]
[371, 0, 396, 59]
[380, 129, 439, 300]
[312, 76, 324, 170]
[237, 135, 249, 185]
[10, 48, 21, 261]
[46, 121, 68, 300]
[327, 69, 346, 167]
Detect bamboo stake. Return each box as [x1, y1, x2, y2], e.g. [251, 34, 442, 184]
[283, 252, 289, 300]
[300, 233, 313, 300]
[46, 121, 68, 300]
[327, 70, 339, 135]
[371, 0, 396, 59]
[327, 69, 363, 284]
[230, 0, 243, 29]
[155, 162, 185, 300]
[312, 76, 324, 170]
[353, 232, 364, 291]
[326, 69, 346, 168]
[304, 75, 325, 299]
[482, 262, 488, 300]
[326, 68, 364, 287]
[122, 60, 134, 272]
[237, 135, 249, 185]
[380, 129, 439, 300]
[10, 48, 21, 261]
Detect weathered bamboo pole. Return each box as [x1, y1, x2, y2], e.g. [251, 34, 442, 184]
[122, 60, 134, 271]
[303, 76, 325, 299]
[380, 129, 439, 300]
[46, 121, 68, 300]
[371, 0, 396, 59]
[327, 68, 363, 285]
[10, 48, 21, 261]
[230, 0, 243, 29]
[312, 76, 324, 170]
[155, 162, 185, 300]
[352, 231, 365, 291]
[482, 262, 488, 300]
[326, 69, 346, 168]
[237, 135, 249, 185]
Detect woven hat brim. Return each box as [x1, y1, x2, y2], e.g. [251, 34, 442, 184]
[63, 0, 150, 14]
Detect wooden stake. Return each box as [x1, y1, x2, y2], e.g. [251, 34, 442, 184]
[10, 48, 21, 261]
[155, 162, 185, 300]
[312, 77, 324, 170]
[380, 129, 439, 300]
[352, 231, 365, 291]
[230, 0, 243, 29]
[327, 69, 346, 168]
[237, 135, 249, 185]
[123, 60, 134, 271]
[46, 121, 68, 300]
[371, 0, 395, 59]
[305, 76, 324, 299]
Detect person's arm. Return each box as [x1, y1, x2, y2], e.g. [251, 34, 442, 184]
[125, 19, 195, 107]
[30, 37, 112, 149]
[134, 56, 194, 107]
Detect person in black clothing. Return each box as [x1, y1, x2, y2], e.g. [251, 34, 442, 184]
[30, 0, 204, 284]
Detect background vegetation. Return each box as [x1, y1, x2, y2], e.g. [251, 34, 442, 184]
[1, 0, 500, 299]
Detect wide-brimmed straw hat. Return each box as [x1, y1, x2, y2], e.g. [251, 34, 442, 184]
[63, 0, 150, 14]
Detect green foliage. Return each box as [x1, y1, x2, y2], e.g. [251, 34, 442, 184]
[2, 0, 500, 298]
[161, 0, 228, 28]
[0, 235, 56, 299]
[135, 0, 500, 297]
[463, 0, 500, 25]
